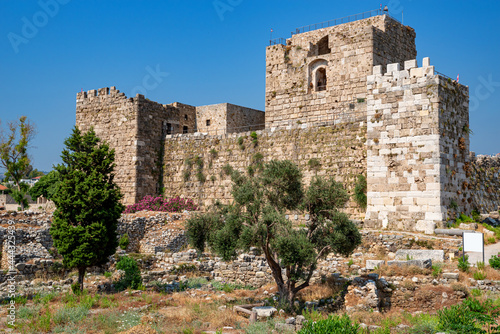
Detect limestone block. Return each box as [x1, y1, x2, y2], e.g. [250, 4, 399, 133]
[387, 259, 432, 269]
[395, 249, 444, 262]
[404, 59, 418, 70]
[366, 260, 385, 270]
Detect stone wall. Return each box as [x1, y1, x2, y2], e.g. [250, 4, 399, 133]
[196, 103, 265, 135]
[117, 213, 188, 254]
[76, 87, 141, 205]
[265, 14, 416, 128]
[163, 118, 367, 218]
[469, 153, 500, 213]
[365, 58, 470, 233]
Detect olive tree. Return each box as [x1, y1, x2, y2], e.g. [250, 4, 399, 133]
[186, 160, 361, 310]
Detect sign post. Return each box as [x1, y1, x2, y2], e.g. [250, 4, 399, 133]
[463, 232, 485, 264]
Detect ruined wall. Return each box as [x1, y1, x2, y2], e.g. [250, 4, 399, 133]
[365, 58, 470, 233]
[163, 118, 367, 218]
[265, 15, 416, 128]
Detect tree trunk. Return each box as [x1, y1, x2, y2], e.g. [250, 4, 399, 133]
[78, 267, 86, 292]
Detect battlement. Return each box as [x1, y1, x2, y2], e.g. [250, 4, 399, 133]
[369, 57, 435, 81]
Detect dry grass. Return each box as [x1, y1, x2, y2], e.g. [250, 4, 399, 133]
[375, 264, 431, 277]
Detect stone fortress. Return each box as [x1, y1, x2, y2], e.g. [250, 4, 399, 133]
[76, 12, 500, 234]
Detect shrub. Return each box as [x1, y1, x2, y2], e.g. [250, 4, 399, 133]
[354, 174, 367, 209]
[71, 282, 81, 295]
[119, 234, 130, 250]
[432, 263, 443, 278]
[222, 164, 234, 176]
[298, 314, 360, 334]
[115, 256, 142, 291]
[458, 254, 470, 272]
[490, 253, 500, 269]
[437, 298, 500, 334]
[53, 305, 89, 325]
[104, 271, 112, 278]
[124, 196, 197, 213]
[473, 271, 487, 280]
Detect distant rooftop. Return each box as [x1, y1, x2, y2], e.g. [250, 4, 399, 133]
[270, 8, 402, 46]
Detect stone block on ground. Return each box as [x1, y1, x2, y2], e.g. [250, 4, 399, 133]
[395, 249, 444, 262]
[387, 259, 432, 269]
[252, 306, 277, 318]
[366, 260, 385, 270]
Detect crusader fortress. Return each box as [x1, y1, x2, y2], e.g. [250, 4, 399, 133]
[76, 13, 500, 234]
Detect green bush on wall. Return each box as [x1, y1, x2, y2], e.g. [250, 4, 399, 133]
[354, 174, 367, 210]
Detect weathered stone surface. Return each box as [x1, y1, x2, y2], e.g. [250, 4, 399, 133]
[252, 306, 277, 318]
[395, 250, 445, 263]
[388, 259, 432, 269]
[366, 260, 385, 270]
[442, 272, 459, 280]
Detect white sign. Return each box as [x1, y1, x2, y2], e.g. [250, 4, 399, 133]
[463, 232, 484, 253]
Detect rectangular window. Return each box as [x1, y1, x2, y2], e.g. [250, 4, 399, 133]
[206, 120, 211, 126]
[183, 126, 188, 134]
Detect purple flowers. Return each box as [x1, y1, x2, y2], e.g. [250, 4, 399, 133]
[123, 195, 198, 214]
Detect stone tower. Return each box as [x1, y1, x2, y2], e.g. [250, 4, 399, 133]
[265, 15, 416, 128]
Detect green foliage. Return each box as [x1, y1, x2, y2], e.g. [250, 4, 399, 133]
[354, 174, 367, 210]
[104, 271, 112, 278]
[115, 256, 143, 290]
[458, 254, 470, 272]
[432, 263, 443, 278]
[50, 127, 124, 291]
[53, 304, 89, 325]
[307, 158, 321, 171]
[437, 298, 500, 334]
[29, 170, 61, 200]
[298, 314, 360, 334]
[209, 148, 218, 158]
[10, 182, 30, 210]
[119, 233, 130, 250]
[473, 271, 487, 280]
[71, 282, 81, 295]
[471, 209, 482, 222]
[186, 160, 361, 308]
[450, 200, 458, 210]
[477, 261, 485, 271]
[196, 171, 206, 183]
[250, 132, 258, 146]
[455, 213, 474, 225]
[222, 164, 234, 176]
[0, 116, 36, 210]
[489, 253, 500, 269]
[237, 136, 244, 145]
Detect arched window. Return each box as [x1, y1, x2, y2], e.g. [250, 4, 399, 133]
[308, 59, 328, 93]
[315, 68, 327, 91]
[317, 36, 330, 55]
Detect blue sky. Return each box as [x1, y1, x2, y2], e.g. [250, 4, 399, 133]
[1, 0, 499, 172]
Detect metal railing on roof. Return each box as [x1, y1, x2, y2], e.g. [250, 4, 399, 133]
[269, 9, 403, 46]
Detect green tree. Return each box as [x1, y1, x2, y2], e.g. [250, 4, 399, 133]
[29, 170, 61, 200]
[186, 160, 361, 310]
[0, 116, 36, 210]
[50, 127, 124, 292]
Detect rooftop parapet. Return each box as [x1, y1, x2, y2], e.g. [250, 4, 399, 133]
[370, 57, 435, 82]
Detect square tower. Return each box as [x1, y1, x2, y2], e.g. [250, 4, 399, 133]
[265, 14, 416, 127]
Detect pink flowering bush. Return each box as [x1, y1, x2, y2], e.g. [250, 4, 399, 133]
[124, 196, 198, 214]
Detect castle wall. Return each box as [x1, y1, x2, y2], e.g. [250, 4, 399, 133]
[166, 102, 197, 134]
[196, 104, 228, 134]
[365, 58, 470, 233]
[163, 118, 367, 219]
[265, 15, 416, 128]
[196, 103, 265, 134]
[76, 87, 140, 205]
[469, 154, 500, 214]
[226, 104, 265, 133]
